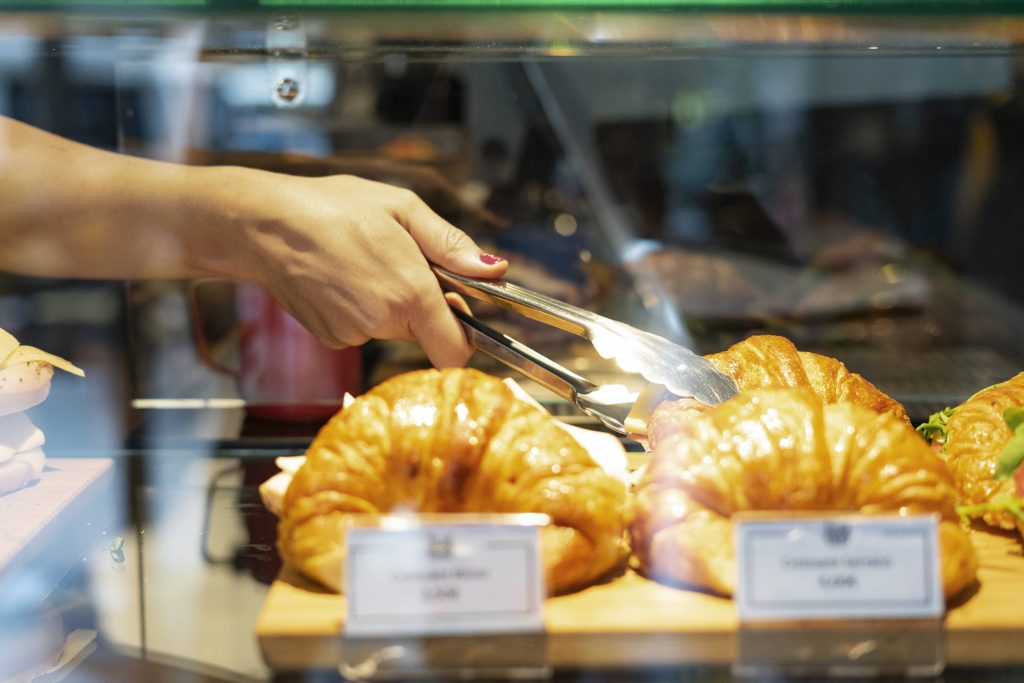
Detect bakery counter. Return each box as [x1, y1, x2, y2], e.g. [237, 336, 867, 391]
[2, 446, 1024, 683]
[256, 526, 1024, 679]
[2, 340, 1023, 683]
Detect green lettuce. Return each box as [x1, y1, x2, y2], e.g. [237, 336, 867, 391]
[957, 495, 1024, 526]
[995, 407, 1024, 481]
[916, 406, 955, 445]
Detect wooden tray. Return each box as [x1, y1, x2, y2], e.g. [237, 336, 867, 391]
[256, 528, 1024, 672]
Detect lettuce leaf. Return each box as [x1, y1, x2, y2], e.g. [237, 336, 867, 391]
[916, 406, 955, 445]
[995, 407, 1024, 481]
[957, 495, 1024, 526]
[1005, 407, 1024, 432]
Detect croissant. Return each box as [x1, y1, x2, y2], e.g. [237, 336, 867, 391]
[943, 372, 1024, 533]
[647, 335, 908, 447]
[278, 368, 629, 595]
[633, 386, 977, 599]
[705, 335, 909, 423]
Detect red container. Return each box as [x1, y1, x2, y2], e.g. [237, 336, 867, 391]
[193, 281, 362, 422]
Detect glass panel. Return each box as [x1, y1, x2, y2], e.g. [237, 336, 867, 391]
[1, 8, 1024, 681]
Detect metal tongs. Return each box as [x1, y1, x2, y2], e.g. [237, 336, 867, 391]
[434, 267, 738, 436]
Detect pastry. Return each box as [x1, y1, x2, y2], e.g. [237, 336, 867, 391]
[0, 328, 83, 497]
[931, 372, 1024, 533]
[706, 335, 908, 423]
[278, 368, 629, 595]
[647, 335, 908, 447]
[0, 413, 46, 496]
[633, 386, 977, 599]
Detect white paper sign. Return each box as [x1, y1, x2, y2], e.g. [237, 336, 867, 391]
[344, 515, 546, 637]
[735, 514, 943, 621]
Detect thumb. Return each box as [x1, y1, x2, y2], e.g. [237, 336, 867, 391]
[399, 196, 509, 278]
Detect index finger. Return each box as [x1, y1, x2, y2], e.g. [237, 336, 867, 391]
[391, 190, 509, 279]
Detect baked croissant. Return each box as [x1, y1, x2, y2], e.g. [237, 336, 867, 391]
[278, 368, 629, 595]
[647, 335, 908, 446]
[943, 372, 1024, 533]
[633, 387, 977, 599]
[704, 335, 909, 423]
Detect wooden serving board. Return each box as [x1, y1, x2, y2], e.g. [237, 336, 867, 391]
[0, 458, 115, 581]
[256, 529, 1024, 672]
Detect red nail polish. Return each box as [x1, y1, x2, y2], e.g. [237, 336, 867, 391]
[479, 253, 505, 265]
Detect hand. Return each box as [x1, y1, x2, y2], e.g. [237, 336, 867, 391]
[0, 115, 504, 362]
[222, 171, 507, 368]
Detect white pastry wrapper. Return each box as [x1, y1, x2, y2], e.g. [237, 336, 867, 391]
[0, 413, 46, 496]
[0, 413, 45, 467]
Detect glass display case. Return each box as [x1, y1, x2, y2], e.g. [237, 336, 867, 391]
[2, 4, 1024, 682]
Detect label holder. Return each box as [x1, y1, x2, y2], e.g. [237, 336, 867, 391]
[343, 513, 548, 639]
[735, 512, 944, 622]
[733, 512, 945, 678]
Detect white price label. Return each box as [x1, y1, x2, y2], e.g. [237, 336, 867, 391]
[735, 514, 943, 621]
[344, 515, 546, 637]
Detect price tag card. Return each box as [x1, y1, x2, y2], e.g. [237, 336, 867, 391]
[344, 513, 547, 637]
[735, 514, 943, 622]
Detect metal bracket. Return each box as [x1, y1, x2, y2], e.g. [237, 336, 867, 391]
[266, 16, 308, 109]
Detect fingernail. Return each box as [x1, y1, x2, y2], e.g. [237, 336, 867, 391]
[479, 253, 505, 265]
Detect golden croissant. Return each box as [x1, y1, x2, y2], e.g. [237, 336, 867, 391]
[646, 334, 909, 447]
[633, 386, 977, 599]
[278, 368, 629, 595]
[941, 372, 1024, 534]
[706, 335, 909, 423]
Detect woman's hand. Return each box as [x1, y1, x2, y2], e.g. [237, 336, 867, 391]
[211, 170, 507, 368]
[0, 116, 503, 366]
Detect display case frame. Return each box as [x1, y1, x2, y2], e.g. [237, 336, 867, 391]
[3, 4, 1024, 681]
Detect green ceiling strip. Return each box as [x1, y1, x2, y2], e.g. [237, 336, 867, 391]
[255, 0, 1023, 7]
[0, 0, 1020, 12]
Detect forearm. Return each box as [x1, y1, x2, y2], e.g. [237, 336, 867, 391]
[0, 116, 254, 281]
[0, 116, 509, 366]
